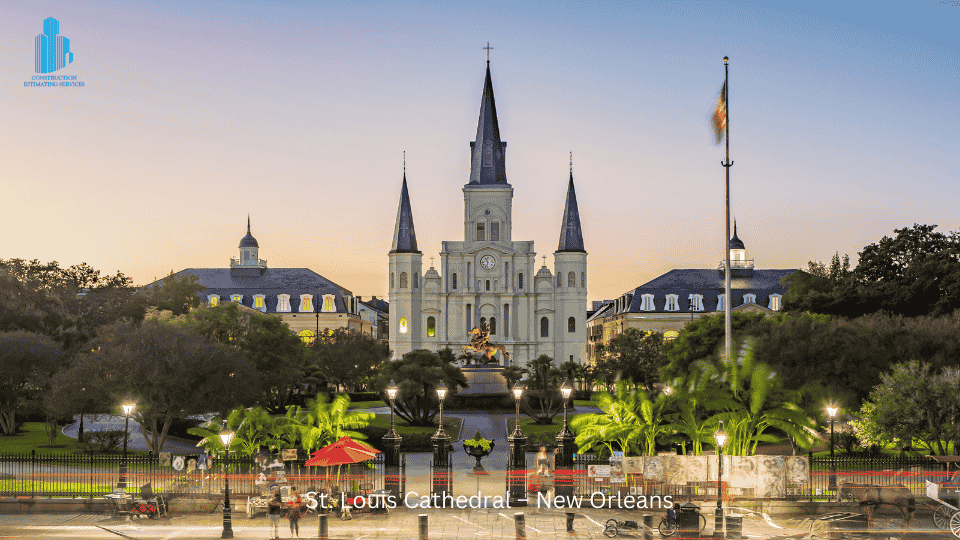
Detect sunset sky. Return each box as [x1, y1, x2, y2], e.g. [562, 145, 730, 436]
[2, 1, 958, 304]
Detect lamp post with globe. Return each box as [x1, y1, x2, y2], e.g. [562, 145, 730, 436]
[384, 380, 403, 499]
[219, 428, 235, 539]
[714, 422, 728, 539]
[508, 381, 527, 506]
[555, 379, 575, 498]
[431, 380, 451, 499]
[826, 405, 839, 493]
[118, 402, 135, 489]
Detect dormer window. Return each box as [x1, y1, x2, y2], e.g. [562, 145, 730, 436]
[208, 294, 220, 307]
[299, 294, 314, 312]
[716, 294, 726, 312]
[322, 294, 335, 312]
[768, 294, 782, 311]
[277, 294, 291, 312]
[230, 294, 242, 303]
[688, 294, 704, 312]
[743, 293, 756, 305]
[639, 294, 655, 311]
[665, 294, 680, 312]
[253, 294, 266, 312]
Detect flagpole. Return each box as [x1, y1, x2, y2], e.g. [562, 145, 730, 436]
[722, 56, 733, 365]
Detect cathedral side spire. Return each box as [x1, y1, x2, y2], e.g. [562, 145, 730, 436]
[556, 165, 586, 253]
[468, 61, 508, 185]
[390, 173, 420, 254]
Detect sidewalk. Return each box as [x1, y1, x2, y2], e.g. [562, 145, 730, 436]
[0, 505, 818, 539]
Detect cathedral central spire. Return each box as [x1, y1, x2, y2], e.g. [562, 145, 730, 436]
[468, 62, 508, 185]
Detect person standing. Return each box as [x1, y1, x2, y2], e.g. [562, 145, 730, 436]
[287, 487, 303, 537]
[267, 491, 283, 540]
[536, 446, 552, 477]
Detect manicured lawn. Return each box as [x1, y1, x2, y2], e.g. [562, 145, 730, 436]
[0, 480, 115, 495]
[349, 400, 387, 409]
[368, 415, 463, 441]
[0, 423, 150, 456]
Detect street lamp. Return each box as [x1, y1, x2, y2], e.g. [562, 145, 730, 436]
[556, 379, 575, 498]
[118, 402, 135, 489]
[511, 381, 525, 437]
[508, 380, 527, 506]
[714, 421, 728, 539]
[219, 427, 235, 539]
[383, 380, 402, 498]
[826, 405, 839, 492]
[435, 380, 448, 437]
[431, 380, 451, 499]
[386, 380, 399, 436]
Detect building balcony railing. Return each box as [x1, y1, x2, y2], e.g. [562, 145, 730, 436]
[230, 258, 267, 268]
[717, 259, 754, 270]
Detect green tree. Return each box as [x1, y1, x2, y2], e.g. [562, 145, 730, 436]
[521, 355, 564, 425]
[379, 349, 467, 426]
[141, 271, 206, 316]
[570, 381, 670, 456]
[0, 331, 65, 435]
[290, 394, 374, 455]
[661, 369, 728, 455]
[605, 329, 666, 389]
[662, 312, 770, 379]
[181, 302, 310, 413]
[66, 320, 260, 454]
[311, 328, 391, 392]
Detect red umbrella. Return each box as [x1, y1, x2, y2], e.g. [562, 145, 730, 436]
[304, 437, 380, 467]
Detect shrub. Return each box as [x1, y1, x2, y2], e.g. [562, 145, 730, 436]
[79, 430, 126, 453]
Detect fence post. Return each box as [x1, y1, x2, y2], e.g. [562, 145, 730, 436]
[419, 514, 429, 540]
[31, 450, 36, 499]
[90, 452, 94, 499]
[808, 452, 813, 502]
[515, 512, 526, 539]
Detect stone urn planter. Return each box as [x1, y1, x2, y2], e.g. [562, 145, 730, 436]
[463, 437, 495, 473]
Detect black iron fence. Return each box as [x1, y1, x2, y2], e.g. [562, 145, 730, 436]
[803, 454, 953, 500]
[0, 451, 389, 499]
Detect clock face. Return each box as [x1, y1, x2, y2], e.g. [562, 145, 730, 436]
[480, 255, 496, 270]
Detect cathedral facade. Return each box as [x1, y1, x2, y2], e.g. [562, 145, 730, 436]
[388, 63, 588, 368]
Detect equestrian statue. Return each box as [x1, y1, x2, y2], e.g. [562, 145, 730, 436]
[461, 321, 510, 365]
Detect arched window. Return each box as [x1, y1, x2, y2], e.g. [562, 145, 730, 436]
[413, 272, 419, 288]
[540, 317, 549, 338]
[253, 294, 266, 312]
[299, 294, 314, 312]
[476, 222, 485, 241]
[480, 317, 487, 330]
[400, 272, 408, 288]
[390, 272, 394, 288]
[230, 294, 242, 303]
[518, 273, 523, 289]
[568, 271, 576, 287]
[427, 316, 436, 337]
[452, 273, 458, 290]
[277, 294, 291, 312]
[399, 317, 408, 334]
[489, 317, 496, 335]
[581, 272, 585, 288]
[568, 317, 576, 332]
[322, 294, 335, 312]
[298, 329, 315, 345]
[208, 294, 220, 307]
[466, 304, 472, 330]
[485, 280, 490, 291]
[556, 274, 561, 287]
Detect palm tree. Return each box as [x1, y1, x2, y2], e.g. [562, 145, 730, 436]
[661, 369, 732, 455]
[291, 393, 374, 455]
[571, 381, 671, 456]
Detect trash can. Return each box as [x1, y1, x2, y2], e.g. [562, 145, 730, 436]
[725, 513, 744, 539]
[677, 502, 701, 538]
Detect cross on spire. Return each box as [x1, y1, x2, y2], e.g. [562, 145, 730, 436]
[569, 152, 573, 174]
[542, 255, 547, 267]
[403, 150, 406, 175]
[430, 256, 435, 267]
[483, 42, 493, 64]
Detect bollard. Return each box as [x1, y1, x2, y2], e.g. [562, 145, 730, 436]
[318, 511, 328, 540]
[419, 514, 429, 540]
[643, 514, 653, 540]
[714, 508, 724, 539]
[515, 512, 526, 539]
[725, 514, 743, 539]
[566, 512, 575, 533]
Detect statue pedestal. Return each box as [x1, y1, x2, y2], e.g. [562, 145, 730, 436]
[461, 366, 509, 395]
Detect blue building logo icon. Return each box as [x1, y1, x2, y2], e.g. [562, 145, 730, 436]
[35, 17, 74, 74]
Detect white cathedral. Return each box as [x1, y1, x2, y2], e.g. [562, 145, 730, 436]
[388, 61, 588, 368]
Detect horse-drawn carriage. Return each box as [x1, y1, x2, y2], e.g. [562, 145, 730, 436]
[925, 455, 960, 538]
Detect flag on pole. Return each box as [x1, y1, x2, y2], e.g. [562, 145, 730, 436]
[711, 81, 727, 144]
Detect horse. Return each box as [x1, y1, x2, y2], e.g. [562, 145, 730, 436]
[838, 482, 915, 530]
[461, 343, 510, 364]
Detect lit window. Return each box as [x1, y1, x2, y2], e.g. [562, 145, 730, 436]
[568, 271, 575, 287]
[427, 316, 436, 337]
[253, 294, 266, 311]
[399, 317, 408, 334]
[664, 330, 680, 340]
[716, 294, 725, 311]
[453, 273, 458, 290]
[298, 330, 315, 345]
[743, 293, 756, 305]
[639, 294, 655, 311]
[230, 294, 242, 303]
[277, 294, 291, 312]
[208, 295, 220, 307]
[665, 294, 680, 312]
[476, 223, 485, 241]
[540, 317, 549, 338]
[568, 317, 576, 332]
[400, 272, 408, 288]
[300, 295, 314, 312]
[768, 294, 782, 311]
[322, 294, 335, 312]
[518, 273, 523, 289]
[491, 222, 499, 241]
[688, 294, 704, 312]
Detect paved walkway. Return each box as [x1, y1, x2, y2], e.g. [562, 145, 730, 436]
[62, 414, 210, 454]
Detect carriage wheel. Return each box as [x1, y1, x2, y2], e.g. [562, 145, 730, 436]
[604, 524, 619, 538]
[935, 505, 953, 529]
[606, 519, 619, 528]
[658, 517, 678, 537]
[950, 510, 960, 538]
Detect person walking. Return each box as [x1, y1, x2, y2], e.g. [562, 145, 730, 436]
[267, 491, 283, 540]
[536, 446, 552, 477]
[286, 487, 304, 537]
